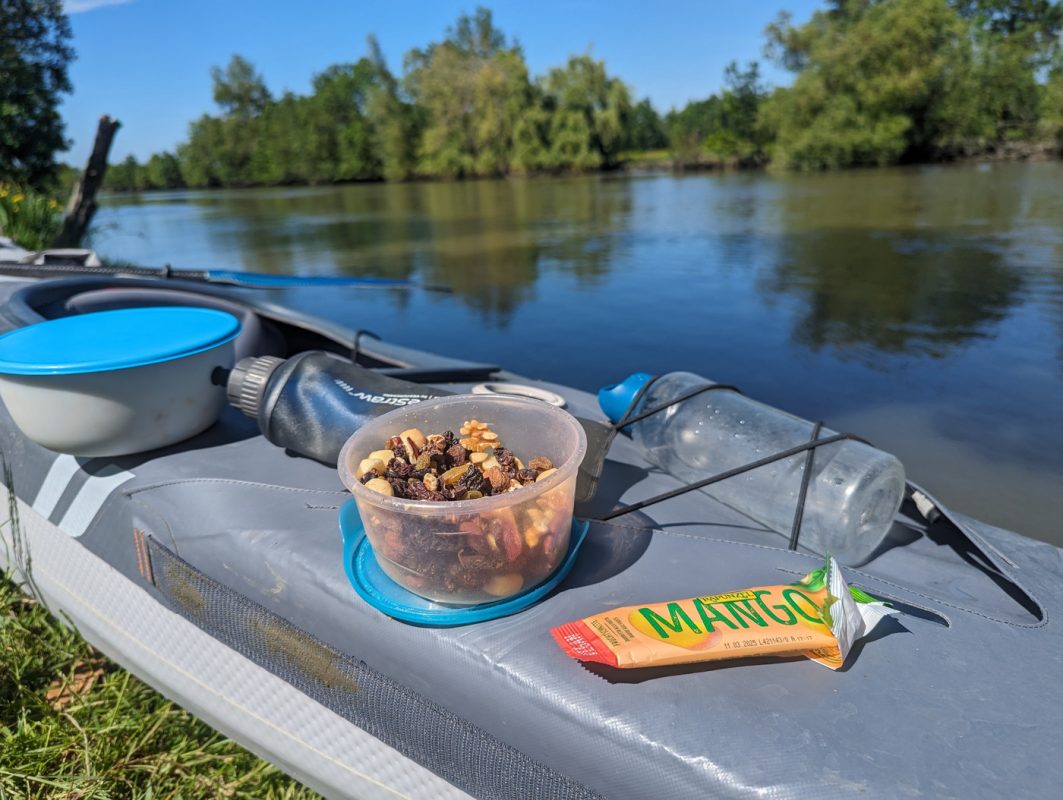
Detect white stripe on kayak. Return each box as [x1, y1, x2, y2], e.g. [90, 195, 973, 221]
[30, 454, 81, 518]
[57, 466, 135, 538]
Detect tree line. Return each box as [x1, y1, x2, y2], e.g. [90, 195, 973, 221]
[102, 2, 1063, 191]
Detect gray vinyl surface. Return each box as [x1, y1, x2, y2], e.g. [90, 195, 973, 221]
[2, 275, 1061, 799]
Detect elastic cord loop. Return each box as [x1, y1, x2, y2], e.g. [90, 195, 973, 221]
[598, 431, 869, 522]
[615, 383, 743, 430]
[788, 421, 824, 550]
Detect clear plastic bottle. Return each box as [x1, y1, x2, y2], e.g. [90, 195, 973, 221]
[600, 372, 906, 564]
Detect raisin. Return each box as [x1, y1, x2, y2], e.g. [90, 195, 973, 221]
[445, 443, 468, 468]
[387, 477, 409, 498]
[528, 456, 553, 472]
[442, 430, 457, 448]
[386, 458, 413, 479]
[459, 466, 486, 495]
[517, 468, 539, 484]
[407, 478, 446, 502]
[495, 447, 518, 478]
[484, 465, 510, 493]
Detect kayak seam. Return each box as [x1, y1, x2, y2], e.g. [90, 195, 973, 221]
[647, 527, 1048, 629]
[125, 478, 350, 497]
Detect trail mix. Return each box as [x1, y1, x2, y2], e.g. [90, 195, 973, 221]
[353, 419, 557, 501]
[353, 419, 572, 602]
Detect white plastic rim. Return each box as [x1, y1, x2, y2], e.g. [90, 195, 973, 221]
[470, 382, 566, 407]
[0, 340, 235, 457]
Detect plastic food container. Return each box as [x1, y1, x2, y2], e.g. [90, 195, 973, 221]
[338, 394, 587, 605]
[0, 307, 240, 457]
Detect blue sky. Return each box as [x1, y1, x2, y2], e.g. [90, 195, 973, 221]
[61, 0, 820, 164]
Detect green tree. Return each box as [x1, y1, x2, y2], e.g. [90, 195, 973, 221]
[761, 0, 986, 168]
[211, 55, 271, 119]
[365, 35, 417, 181]
[623, 98, 668, 151]
[404, 8, 533, 177]
[510, 95, 552, 173]
[178, 115, 227, 187]
[542, 54, 633, 169]
[1042, 66, 1063, 147]
[144, 151, 184, 189]
[664, 61, 769, 164]
[0, 0, 74, 188]
[105, 155, 146, 192]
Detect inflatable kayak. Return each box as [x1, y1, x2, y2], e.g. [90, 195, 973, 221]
[1, 244, 1061, 799]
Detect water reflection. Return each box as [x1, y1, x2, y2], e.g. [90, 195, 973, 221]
[191, 177, 632, 325]
[761, 229, 1023, 360]
[92, 164, 1063, 541]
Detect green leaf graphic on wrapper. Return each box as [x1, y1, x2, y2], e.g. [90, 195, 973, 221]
[792, 554, 890, 616]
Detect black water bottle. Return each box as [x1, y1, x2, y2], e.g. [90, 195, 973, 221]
[226, 351, 449, 464]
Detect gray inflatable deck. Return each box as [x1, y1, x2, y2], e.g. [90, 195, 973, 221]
[1, 272, 1060, 799]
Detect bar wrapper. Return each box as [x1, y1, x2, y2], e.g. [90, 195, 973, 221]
[552, 556, 897, 670]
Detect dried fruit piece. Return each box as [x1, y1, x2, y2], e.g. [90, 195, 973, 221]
[406, 478, 445, 502]
[529, 456, 553, 471]
[423, 472, 441, 492]
[484, 465, 509, 493]
[387, 457, 413, 479]
[523, 527, 541, 548]
[517, 468, 539, 484]
[458, 465, 487, 495]
[445, 443, 468, 467]
[441, 463, 471, 485]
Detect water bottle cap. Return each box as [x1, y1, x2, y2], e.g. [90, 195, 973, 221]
[597, 372, 654, 424]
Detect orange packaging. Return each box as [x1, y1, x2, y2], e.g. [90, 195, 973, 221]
[552, 556, 896, 671]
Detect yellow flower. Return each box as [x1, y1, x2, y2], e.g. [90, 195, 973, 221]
[12, 194, 23, 204]
[49, 199, 60, 209]
[0, 188, 8, 198]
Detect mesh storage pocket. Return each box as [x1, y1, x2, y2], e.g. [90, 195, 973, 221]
[144, 536, 602, 800]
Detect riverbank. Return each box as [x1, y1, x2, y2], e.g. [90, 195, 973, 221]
[619, 140, 1061, 175]
[92, 140, 1062, 197]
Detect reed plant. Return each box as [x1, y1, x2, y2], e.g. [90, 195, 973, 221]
[0, 185, 63, 251]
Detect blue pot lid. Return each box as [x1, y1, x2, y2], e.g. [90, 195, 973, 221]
[0, 307, 241, 375]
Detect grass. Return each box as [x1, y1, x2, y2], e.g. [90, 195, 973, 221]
[0, 572, 321, 799]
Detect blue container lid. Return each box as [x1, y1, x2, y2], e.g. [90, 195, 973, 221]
[0, 307, 241, 375]
[597, 372, 654, 424]
[339, 499, 590, 626]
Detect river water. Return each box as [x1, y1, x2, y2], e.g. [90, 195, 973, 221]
[93, 163, 1063, 545]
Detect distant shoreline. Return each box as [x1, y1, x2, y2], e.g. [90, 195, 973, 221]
[97, 142, 1061, 195]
